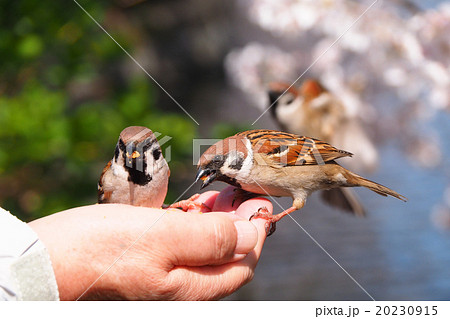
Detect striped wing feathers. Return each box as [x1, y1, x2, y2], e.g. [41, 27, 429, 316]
[238, 129, 352, 166]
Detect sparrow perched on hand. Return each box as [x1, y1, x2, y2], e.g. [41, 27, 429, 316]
[268, 80, 380, 216]
[98, 126, 170, 208]
[195, 129, 406, 235]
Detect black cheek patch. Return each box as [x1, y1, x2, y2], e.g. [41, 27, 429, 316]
[152, 148, 161, 161]
[229, 154, 244, 171]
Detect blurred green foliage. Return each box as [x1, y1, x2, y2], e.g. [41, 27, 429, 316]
[0, 1, 196, 221]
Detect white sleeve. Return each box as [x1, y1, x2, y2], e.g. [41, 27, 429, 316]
[0, 208, 59, 300]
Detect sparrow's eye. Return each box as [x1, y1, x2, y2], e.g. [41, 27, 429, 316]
[152, 148, 161, 161]
[205, 154, 225, 170]
[114, 145, 120, 161]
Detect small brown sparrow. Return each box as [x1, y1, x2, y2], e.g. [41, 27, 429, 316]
[269, 80, 343, 142]
[98, 126, 170, 208]
[268, 79, 379, 216]
[195, 129, 406, 235]
[268, 79, 378, 172]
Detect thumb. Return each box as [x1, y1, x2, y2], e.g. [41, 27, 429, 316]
[161, 211, 258, 267]
[162, 201, 272, 300]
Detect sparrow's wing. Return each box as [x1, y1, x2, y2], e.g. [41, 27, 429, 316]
[98, 160, 112, 203]
[241, 129, 352, 166]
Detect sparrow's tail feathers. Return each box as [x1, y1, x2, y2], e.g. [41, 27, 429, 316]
[349, 173, 407, 202]
[321, 188, 366, 217]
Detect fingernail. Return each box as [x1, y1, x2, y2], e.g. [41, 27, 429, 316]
[234, 220, 257, 254]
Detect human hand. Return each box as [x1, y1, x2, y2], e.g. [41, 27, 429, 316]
[29, 186, 272, 300]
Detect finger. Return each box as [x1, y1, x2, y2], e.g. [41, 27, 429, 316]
[167, 262, 255, 300]
[235, 197, 273, 220]
[161, 211, 257, 267]
[165, 200, 273, 300]
[186, 191, 219, 213]
[226, 199, 275, 267]
[163, 200, 273, 300]
[212, 186, 242, 212]
[235, 198, 273, 267]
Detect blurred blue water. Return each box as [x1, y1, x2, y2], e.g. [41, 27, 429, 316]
[375, 112, 450, 299]
[221, 0, 450, 301]
[417, 0, 447, 9]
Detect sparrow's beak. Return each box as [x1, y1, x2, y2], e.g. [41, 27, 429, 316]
[125, 151, 141, 166]
[268, 90, 282, 105]
[126, 151, 141, 159]
[195, 168, 217, 189]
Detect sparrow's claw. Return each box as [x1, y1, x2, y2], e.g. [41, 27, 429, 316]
[187, 201, 210, 212]
[249, 207, 276, 236]
[168, 194, 210, 212]
[267, 222, 277, 237]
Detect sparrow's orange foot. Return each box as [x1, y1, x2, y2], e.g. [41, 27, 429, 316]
[169, 194, 211, 212]
[249, 207, 277, 236]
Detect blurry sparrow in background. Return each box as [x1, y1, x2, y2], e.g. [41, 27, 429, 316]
[268, 80, 380, 216]
[195, 129, 406, 235]
[98, 126, 169, 208]
[268, 79, 378, 172]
